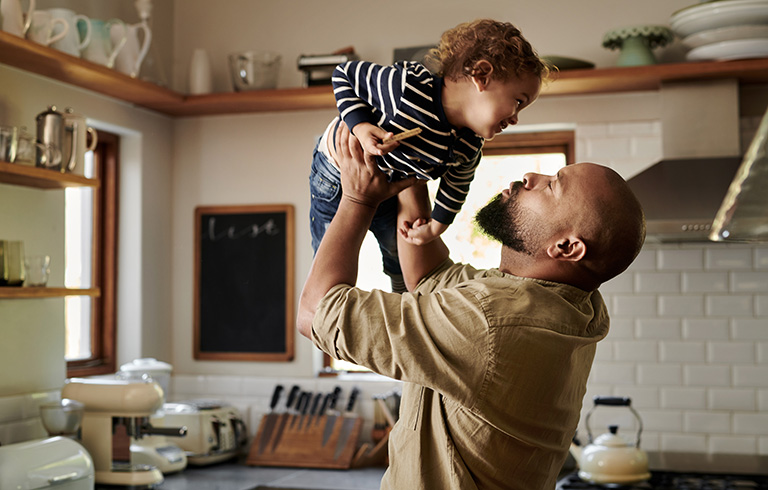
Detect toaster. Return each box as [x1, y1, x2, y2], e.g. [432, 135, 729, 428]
[155, 399, 248, 465]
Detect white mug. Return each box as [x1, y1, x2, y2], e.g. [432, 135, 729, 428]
[47, 8, 90, 58]
[111, 21, 151, 78]
[0, 0, 35, 37]
[80, 18, 126, 68]
[26, 10, 68, 46]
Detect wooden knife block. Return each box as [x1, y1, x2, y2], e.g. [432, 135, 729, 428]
[246, 413, 362, 469]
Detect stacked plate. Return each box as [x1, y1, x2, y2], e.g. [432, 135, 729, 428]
[671, 0, 768, 60]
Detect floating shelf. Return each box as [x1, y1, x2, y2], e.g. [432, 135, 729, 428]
[0, 287, 101, 298]
[0, 161, 99, 188]
[2, 31, 768, 117]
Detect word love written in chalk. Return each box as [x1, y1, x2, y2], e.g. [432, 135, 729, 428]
[203, 217, 281, 241]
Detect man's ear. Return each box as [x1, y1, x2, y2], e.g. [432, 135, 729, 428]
[471, 60, 494, 92]
[547, 236, 586, 262]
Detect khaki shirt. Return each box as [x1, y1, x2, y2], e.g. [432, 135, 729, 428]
[312, 260, 609, 490]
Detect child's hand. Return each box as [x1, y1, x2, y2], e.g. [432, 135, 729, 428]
[399, 218, 448, 246]
[353, 122, 399, 156]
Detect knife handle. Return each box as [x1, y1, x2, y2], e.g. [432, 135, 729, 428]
[269, 384, 284, 410]
[298, 392, 311, 414]
[286, 385, 301, 410]
[328, 386, 342, 411]
[309, 392, 322, 415]
[345, 387, 360, 412]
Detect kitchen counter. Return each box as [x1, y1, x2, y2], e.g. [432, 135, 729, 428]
[157, 460, 386, 490]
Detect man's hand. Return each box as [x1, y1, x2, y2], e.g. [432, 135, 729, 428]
[330, 123, 415, 209]
[351, 122, 399, 156]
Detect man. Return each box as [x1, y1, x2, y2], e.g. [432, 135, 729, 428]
[298, 124, 645, 490]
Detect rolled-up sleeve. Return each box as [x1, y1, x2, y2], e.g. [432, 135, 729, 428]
[311, 280, 488, 408]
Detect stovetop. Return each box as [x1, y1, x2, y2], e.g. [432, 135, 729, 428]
[556, 471, 768, 490]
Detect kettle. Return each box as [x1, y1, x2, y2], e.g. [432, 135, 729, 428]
[35, 105, 67, 170]
[569, 396, 650, 485]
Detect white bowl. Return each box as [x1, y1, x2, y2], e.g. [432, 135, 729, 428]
[686, 38, 768, 60]
[681, 24, 768, 48]
[671, 0, 768, 38]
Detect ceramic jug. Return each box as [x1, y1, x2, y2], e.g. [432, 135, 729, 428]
[1, 0, 34, 37]
[79, 18, 126, 68]
[63, 107, 97, 176]
[26, 9, 67, 47]
[48, 8, 91, 58]
[111, 20, 151, 78]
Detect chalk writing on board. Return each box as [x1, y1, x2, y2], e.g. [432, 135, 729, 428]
[204, 216, 281, 241]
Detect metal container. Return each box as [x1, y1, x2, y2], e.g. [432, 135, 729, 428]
[228, 51, 281, 91]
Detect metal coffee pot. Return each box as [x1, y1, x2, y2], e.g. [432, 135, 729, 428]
[63, 107, 97, 176]
[35, 105, 69, 171]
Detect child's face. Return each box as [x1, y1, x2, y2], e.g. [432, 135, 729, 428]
[467, 72, 541, 140]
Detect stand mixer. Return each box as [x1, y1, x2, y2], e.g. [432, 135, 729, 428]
[62, 378, 187, 487]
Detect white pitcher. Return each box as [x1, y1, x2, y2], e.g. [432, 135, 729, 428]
[48, 8, 91, 58]
[26, 10, 67, 47]
[111, 20, 151, 78]
[1, 0, 34, 37]
[80, 18, 126, 68]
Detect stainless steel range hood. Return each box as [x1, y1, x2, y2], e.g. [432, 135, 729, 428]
[627, 156, 743, 243]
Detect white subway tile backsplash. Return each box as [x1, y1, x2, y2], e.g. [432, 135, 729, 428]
[659, 295, 705, 317]
[757, 295, 768, 316]
[707, 342, 756, 363]
[627, 249, 657, 271]
[682, 272, 729, 293]
[706, 295, 754, 317]
[607, 318, 635, 339]
[734, 366, 768, 388]
[612, 295, 657, 317]
[590, 363, 636, 385]
[594, 341, 614, 361]
[600, 273, 634, 294]
[660, 387, 706, 409]
[733, 413, 768, 435]
[637, 318, 681, 340]
[759, 390, 768, 411]
[732, 319, 768, 341]
[614, 386, 659, 409]
[758, 343, 768, 363]
[658, 249, 703, 271]
[682, 318, 730, 340]
[608, 121, 660, 136]
[706, 248, 753, 270]
[641, 409, 683, 432]
[684, 365, 731, 387]
[575, 123, 609, 138]
[760, 437, 768, 456]
[635, 272, 681, 293]
[638, 364, 682, 386]
[660, 433, 707, 452]
[731, 272, 768, 292]
[615, 341, 658, 362]
[660, 341, 706, 363]
[684, 411, 731, 434]
[586, 136, 631, 160]
[709, 436, 757, 454]
[708, 389, 756, 411]
[756, 248, 768, 269]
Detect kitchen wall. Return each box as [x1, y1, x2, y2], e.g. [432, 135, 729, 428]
[1, 0, 767, 456]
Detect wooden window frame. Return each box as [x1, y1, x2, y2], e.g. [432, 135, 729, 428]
[321, 130, 575, 374]
[66, 131, 119, 377]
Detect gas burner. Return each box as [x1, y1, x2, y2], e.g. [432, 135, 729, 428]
[557, 471, 768, 490]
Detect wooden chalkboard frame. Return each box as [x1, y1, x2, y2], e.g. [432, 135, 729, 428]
[193, 204, 295, 362]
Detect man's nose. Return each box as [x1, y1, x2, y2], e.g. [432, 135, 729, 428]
[522, 173, 539, 189]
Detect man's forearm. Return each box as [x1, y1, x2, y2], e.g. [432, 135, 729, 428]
[297, 196, 376, 338]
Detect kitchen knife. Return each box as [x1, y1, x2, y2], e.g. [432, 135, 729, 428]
[257, 384, 284, 454]
[320, 386, 343, 446]
[304, 392, 322, 432]
[290, 391, 310, 429]
[297, 391, 313, 430]
[314, 387, 337, 428]
[333, 387, 360, 460]
[270, 384, 300, 453]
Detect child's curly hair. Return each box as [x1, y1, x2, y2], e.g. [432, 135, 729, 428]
[427, 19, 551, 83]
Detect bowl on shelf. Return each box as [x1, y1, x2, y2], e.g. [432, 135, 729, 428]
[40, 398, 85, 436]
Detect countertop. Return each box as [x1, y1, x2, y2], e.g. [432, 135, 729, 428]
[156, 460, 386, 490]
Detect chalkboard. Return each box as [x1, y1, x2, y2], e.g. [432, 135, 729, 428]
[194, 205, 294, 362]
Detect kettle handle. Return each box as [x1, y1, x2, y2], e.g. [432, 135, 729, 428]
[584, 396, 644, 448]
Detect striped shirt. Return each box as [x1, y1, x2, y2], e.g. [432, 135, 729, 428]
[332, 60, 484, 225]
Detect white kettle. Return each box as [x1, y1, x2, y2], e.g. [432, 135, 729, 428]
[569, 396, 650, 485]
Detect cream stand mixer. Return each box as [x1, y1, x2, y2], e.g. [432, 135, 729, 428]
[62, 377, 187, 487]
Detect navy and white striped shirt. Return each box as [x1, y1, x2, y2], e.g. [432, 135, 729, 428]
[332, 60, 484, 225]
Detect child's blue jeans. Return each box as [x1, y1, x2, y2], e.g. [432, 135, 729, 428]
[309, 141, 403, 285]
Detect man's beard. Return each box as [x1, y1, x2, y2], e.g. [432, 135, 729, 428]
[474, 182, 534, 255]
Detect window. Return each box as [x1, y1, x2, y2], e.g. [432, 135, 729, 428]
[65, 130, 119, 377]
[326, 131, 574, 372]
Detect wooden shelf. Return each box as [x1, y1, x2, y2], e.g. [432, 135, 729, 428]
[0, 287, 100, 298]
[2, 31, 768, 117]
[0, 161, 99, 188]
